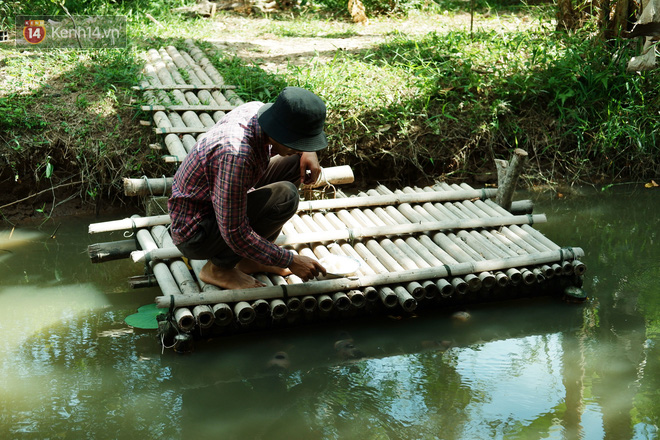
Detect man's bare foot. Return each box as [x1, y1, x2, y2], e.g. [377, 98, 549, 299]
[237, 258, 292, 276]
[199, 261, 265, 290]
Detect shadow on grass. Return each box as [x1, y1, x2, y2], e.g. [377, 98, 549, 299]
[0, 44, 167, 221]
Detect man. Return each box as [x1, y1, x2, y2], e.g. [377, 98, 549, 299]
[168, 86, 327, 290]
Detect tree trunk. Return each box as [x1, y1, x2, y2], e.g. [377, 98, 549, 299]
[556, 0, 577, 30]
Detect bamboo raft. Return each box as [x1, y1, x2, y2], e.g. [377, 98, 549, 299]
[88, 181, 586, 352]
[87, 41, 587, 352]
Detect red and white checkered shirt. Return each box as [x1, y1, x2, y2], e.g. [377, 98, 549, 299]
[168, 101, 294, 268]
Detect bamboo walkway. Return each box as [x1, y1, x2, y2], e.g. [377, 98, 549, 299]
[87, 41, 587, 351]
[135, 39, 244, 164]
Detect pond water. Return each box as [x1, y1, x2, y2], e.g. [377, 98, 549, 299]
[0, 185, 658, 440]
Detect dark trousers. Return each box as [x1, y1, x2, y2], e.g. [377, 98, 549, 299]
[176, 154, 301, 268]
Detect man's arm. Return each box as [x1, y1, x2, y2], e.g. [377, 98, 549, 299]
[299, 151, 321, 185]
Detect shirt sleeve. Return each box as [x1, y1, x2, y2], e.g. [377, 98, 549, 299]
[211, 153, 293, 268]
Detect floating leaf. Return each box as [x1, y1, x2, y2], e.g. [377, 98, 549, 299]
[124, 303, 166, 329]
[645, 180, 658, 188]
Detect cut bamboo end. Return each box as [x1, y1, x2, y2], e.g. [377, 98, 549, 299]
[193, 305, 215, 329]
[302, 295, 317, 312]
[436, 279, 454, 298]
[318, 294, 334, 312]
[212, 303, 233, 326]
[270, 299, 288, 320]
[378, 287, 398, 308]
[252, 299, 270, 317]
[174, 308, 195, 332]
[286, 297, 302, 313]
[234, 301, 255, 325]
[347, 290, 366, 308]
[422, 280, 439, 299]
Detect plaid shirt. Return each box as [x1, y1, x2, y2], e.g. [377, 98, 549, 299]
[168, 101, 294, 268]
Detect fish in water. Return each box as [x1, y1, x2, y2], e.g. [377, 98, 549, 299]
[265, 351, 290, 371]
[451, 310, 472, 322]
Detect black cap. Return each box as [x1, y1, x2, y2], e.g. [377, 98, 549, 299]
[257, 86, 328, 152]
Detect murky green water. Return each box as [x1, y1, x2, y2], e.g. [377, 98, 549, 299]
[1, 185, 658, 440]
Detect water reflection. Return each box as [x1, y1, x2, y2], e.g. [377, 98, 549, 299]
[0, 186, 658, 439]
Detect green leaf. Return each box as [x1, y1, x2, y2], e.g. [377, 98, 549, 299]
[45, 162, 54, 179]
[124, 303, 166, 329]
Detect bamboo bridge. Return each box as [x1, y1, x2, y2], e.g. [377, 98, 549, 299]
[87, 40, 587, 352]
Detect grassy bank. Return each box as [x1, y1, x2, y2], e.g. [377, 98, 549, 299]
[1, 1, 658, 220]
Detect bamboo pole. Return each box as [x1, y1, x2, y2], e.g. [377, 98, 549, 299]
[294, 217, 376, 309]
[302, 165, 355, 188]
[134, 219, 197, 330]
[157, 47, 187, 86]
[347, 290, 366, 308]
[297, 187, 497, 212]
[252, 298, 270, 317]
[122, 165, 354, 197]
[270, 299, 288, 319]
[394, 286, 417, 312]
[123, 177, 173, 197]
[185, 39, 228, 86]
[143, 104, 234, 112]
[180, 49, 214, 85]
[332, 292, 351, 311]
[127, 212, 545, 264]
[377, 287, 399, 308]
[135, 226, 180, 297]
[165, 45, 204, 85]
[151, 225, 200, 294]
[301, 295, 317, 312]
[88, 239, 137, 263]
[275, 214, 546, 247]
[90, 187, 498, 233]
[89, 215, 171, 233]
[133, 84, 236, 90]
[141, 61, 171, 104]
[147, 49, 176, 86]
[318, 294, 334, 312]
[155, 247, 585, 307]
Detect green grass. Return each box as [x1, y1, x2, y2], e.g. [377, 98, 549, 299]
[269, 22, 659, 183]
[1, 3, 658, 218]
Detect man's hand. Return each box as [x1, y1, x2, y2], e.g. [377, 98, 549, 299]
[300, 152, 321, 185]
[288, 254, 326, 281]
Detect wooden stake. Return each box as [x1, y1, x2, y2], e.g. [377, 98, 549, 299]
[496, 149, 528, 211]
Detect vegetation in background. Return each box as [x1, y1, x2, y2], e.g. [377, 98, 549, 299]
[0, 0, 658, 220]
